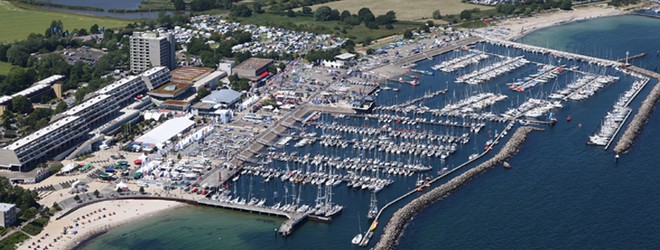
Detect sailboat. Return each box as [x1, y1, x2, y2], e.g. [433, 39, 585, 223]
[367, 191, 378, 220]
[352, 212, 363, 245]
[549, 112, 557, 125]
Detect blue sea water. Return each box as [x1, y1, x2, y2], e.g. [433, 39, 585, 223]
[80, 14, 660, 250]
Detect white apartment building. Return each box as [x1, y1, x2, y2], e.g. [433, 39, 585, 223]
[97, 75, 147, 104]
[141, 66, 172, 90]
[63, 94, 119, 127]
[0, 116, 88, 171]
[130, 32, 176, 74]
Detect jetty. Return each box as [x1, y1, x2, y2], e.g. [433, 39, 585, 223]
[613, 67, 660, 154]
[355, 121, 517, 247]
[617, 53, 646, 63]
[370, 126, 542, 250]
[197, 198, 309, 236]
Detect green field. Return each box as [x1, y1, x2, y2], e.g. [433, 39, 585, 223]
[0, 61, 17, 75]
[305, 0, 492, 21]
[0, 1, 131, 43]
[236, 13, 420, 43]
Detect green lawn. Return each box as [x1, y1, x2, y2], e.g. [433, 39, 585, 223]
[236, 13, 420, 44]
[0, 0, 131, 43]
[0, 61, 18, 75]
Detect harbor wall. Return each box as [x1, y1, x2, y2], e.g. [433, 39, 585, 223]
[613, 76, 660, 154]
[374, 126, 542, 250]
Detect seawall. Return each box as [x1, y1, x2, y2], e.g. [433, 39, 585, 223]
[614, 67, 660, 154]
[373, 126, 542, 250]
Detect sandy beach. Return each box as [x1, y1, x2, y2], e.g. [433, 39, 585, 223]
[495, 5, 626, 40]
[18, 200, 185, 250]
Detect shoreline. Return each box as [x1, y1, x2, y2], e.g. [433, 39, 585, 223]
[489, 6, 627, 41]
[19, 200, 186, 250]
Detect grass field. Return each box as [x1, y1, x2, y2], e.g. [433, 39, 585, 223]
[0, 1, 131, 43]
[0, 61, 17, 75]
[236, 13, 420, 43]
[306, 0, 493, 21]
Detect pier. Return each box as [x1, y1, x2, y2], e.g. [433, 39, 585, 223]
[357, 121, 516, 247]
[617, 53, 646, 63]
[393, 36, 481, 67]
[613, 67, 660, 154]
[197, 198, 309, 236]
[480, 36, 623, 68]
[370, 126, 542, 249]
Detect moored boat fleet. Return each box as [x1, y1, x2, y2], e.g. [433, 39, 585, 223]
[456, 56, 529, 85]
[507, 64, 564, 92]
[432, 51, 489, 72]
[588, 77, 650, 146]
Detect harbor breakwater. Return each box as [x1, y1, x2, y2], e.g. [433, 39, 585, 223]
[613, 79, 660, 154]
[374, 126, 542, 250]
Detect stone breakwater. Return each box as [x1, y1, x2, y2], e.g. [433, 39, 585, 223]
[374, 126, 542, 250]
[613, 78, 660, 154]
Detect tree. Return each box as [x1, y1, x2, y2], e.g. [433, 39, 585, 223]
[189, 0, 215, 11]
[357, 7, 375, 22]
[366, 48, 375, 55]
[559, 0, 572, 10]
[90, 24, 99, 34]
[460, 10, 472, 20]
[231, 4, 252, 17]
[54, 102, 67, 113]
[365, 21, 379, 29]
[93, 189, 100, 198]
[287, 9, 296, 17]
[11, 95, 32, 114]
[52, 202, 62, 211]
[73, 194, 80, 202]
[252, 2, 264, 14]
[196, 87, 211, 100]
[172, 0, 186, 10]
[340, 10, 351, 21]
[403, 30, 413, 39]
[315, 6, 334, 21]
[432, 9, 442, 19]
[6, 45, 30, 67]
[302, 6, 313, 15]
[139, 187, 145, 194]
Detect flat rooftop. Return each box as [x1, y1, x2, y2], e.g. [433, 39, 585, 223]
[64, 94, 112, 116]
[134, 117, 194, 146]
[234, 58, 273, 71]
[162, 99, 190, 106]
[97, 75, 142, 95]
[170, 67, 214, 83]
[148, 82, 192, 97]
[0, 202, 15, 212]
[5, 116, 81, 151]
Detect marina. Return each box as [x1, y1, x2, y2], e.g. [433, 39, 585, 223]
[47, 12, 660, 250]
[197, 35, 659, 244]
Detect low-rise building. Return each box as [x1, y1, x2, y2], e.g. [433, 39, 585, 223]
[159, 100, 191, 111]
[0, 116, 88, 171]
[201, 89, 243, 109]
[96, 75, 147, 104]
[141, 67, 172, 90]
[0, 203, 17, 228]
[233, 58, 273, 81]
[63, 94, 119, 127]
[147, 82, 193, 100]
